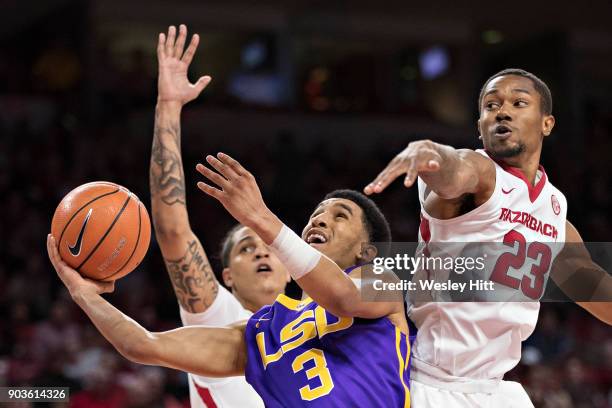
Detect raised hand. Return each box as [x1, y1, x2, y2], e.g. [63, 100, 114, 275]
[157, 24, 211, 105]
[47, 234, 115, 297]
[195, 153, 281, 243]
[364, 140, 442, 195]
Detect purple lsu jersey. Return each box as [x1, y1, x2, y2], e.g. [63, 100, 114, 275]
[245, 294, 411, 407]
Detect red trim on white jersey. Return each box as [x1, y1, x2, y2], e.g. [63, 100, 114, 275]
[419, 215, 431, 243]
[484, 150, 547, 202]
[194, 381, 218, 408]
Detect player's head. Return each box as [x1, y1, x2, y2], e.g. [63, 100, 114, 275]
[477, 68, 555, 162]
[220, 224, 289, 310]
[301, 189, 391, 270]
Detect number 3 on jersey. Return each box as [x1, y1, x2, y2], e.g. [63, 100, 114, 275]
[291, 348, 334, 401]
[490, 230, 552, 299]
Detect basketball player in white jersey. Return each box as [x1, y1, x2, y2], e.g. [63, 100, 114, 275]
[150, 24, 289, 407]
[364, 69, 612, 406]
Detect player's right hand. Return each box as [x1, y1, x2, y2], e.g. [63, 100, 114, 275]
[195, 153, 271, 228]
[47, 234, 115, 297]
[364, 140, 442, 195]
[157, 24, 211, 106]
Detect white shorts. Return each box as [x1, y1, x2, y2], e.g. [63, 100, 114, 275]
[410, 369, 534, 408]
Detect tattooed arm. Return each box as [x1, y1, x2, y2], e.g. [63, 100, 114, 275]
[150, 25, 214, 313]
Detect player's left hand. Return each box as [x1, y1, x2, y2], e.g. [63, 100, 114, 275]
[47, 234, 115, 297]
[195, 153, 279, 240]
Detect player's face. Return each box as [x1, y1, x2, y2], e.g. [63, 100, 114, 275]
[224, 227, 289, 307]
[478, 75, 555, 162]
[301, 198, 370, 270]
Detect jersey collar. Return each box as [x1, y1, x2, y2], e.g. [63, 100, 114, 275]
[484, 150, 547, 203]
[276, 294, 313, 310]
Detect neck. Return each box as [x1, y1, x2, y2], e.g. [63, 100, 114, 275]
[233, 291, 260, 312]
[498, 147, 542, 186]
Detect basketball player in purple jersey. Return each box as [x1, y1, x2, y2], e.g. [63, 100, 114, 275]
[47, 161, 411, 406]
[364, 69, 612, 406]
[195, 155, 411, 407]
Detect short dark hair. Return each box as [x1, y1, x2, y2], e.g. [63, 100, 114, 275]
[478, 68, 553, 115]
[323, 189, 392, 244]
[220, 223, 245, 268]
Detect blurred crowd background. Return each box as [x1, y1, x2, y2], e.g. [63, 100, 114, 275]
[1, 0, 611, 407]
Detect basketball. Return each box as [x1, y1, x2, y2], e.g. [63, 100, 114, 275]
[50, 181, 151, 282]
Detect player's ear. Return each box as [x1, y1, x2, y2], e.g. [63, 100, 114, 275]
[222, 267, 233, 288]
[542, 114, 555, 138]
[357, 243, 377, 263]
[477, 118, 483, 140]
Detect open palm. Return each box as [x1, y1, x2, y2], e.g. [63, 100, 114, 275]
[157, 24, 211, 105]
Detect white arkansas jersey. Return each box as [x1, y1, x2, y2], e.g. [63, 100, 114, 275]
[408, 149, 567, 381]
[180, 285, 265, 408]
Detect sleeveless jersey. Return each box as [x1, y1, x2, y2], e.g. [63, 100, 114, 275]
[245, 293, 411, 407]
[409, 149, 567, 380]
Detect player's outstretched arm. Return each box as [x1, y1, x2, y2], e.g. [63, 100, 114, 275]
[47, 234, 247, 376]
[151, 25, 217, 313]
[364, 140, 495, 201]
[551, 221, 612, 325]
[195, 153, 404, 321]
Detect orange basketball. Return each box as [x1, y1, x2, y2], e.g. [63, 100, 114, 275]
[51, 181, 151, 281]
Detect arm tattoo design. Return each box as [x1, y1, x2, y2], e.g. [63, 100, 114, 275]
[150, 113, 186, 206]
[165, 240, 219, 312]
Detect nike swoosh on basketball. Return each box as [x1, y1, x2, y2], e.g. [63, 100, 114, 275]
[502, 187, 516, 194]
[68, 208, 93, 257]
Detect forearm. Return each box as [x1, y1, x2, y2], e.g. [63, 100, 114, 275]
[163, 236, 219, 313]
[247, 208, 284, 245]
[420, 144, 479, 198]
[150, 102, 219, 313]
[72, 291, 247, 376]
[295, 256, 363, 316]
[150, 101, 190, 238]
[72, 291, 156, 363]
[147, 324, 248, 377]
[297, 258, 402, 318]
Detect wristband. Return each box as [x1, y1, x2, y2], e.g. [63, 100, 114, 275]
[270, 224, 321, 280]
